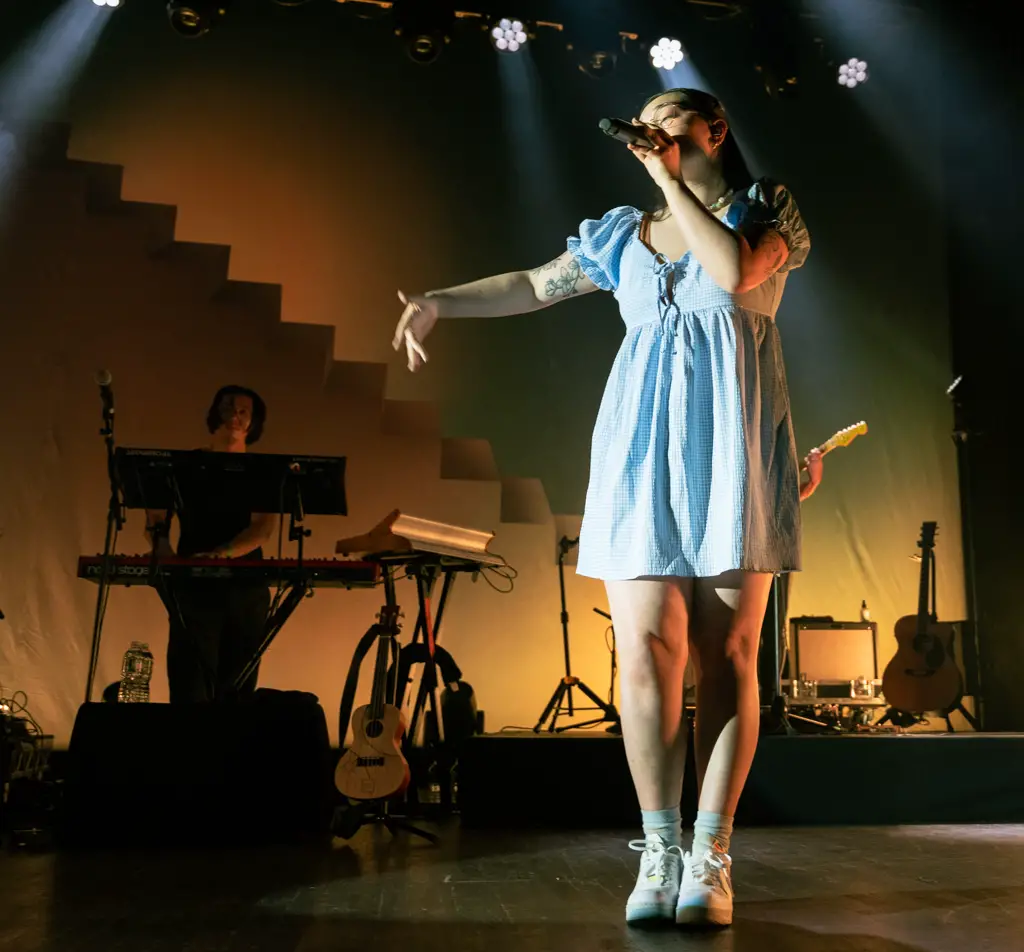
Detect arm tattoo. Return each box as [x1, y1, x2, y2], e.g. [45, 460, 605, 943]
[539, 256, 583, 298]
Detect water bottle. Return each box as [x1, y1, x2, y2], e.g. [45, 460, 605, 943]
[860, 600, 871, 623]
[117, 641, 154, 703]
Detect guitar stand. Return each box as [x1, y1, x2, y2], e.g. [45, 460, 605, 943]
[876, 703, 981, 732]
[333, 562, 456, 844]
[945, 700, 981, 732]
[332, 798, 440, 846]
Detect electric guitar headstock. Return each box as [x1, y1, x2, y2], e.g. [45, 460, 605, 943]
[818, 421, 868, 456]
[918, 521, 938, 553]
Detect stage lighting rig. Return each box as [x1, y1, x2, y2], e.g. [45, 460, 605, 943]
[166, 1, 230, 38]
[91, 0, 125, 8]
[490, 17, 528, 54]
[390, 0, 456, 65]
[650, 37, 684, 71]
[838, 57, 869, 88]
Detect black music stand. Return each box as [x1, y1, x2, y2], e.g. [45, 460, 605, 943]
[97, 448, 348, 696]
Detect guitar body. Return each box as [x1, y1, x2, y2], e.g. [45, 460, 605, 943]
[882, 614, 962, 714]
[335, 702, 411, 801]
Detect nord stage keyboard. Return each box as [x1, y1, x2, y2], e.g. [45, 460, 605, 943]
[77, 555, 379, 588]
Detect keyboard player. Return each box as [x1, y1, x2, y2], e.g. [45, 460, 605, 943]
[144, 385, 276, 703]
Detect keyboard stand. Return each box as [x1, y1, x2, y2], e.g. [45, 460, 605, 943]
[231, 580, 311, 692]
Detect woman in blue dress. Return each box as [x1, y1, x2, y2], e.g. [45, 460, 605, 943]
[393, 88, 811, 928]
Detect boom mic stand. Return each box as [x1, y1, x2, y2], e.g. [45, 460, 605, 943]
[533, 536, 620, 733]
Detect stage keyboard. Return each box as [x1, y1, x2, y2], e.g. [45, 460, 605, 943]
[77, 555, 379, 588]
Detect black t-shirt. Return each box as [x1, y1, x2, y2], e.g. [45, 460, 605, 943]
[175, 451, 262, 560]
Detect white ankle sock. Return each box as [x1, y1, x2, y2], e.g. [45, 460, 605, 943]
[640, 806, 682, 848]
[692, 810, 733, 856]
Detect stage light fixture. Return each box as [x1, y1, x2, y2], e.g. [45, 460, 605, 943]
[91, 0, 124, 7]
[838, 58, 869, 88]
[166, 1, 229, 38]
[650, 37, 684, 71]
[392, 1, 454, 66]
[490, 17, 528, 53]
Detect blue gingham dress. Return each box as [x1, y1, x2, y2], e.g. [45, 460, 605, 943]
[568, 179, 811, 580]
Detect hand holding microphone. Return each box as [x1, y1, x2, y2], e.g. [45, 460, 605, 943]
[598, 117, 659, 149]
[600, 117, 679, 186]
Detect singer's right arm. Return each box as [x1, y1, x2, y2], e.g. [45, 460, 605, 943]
[425, 251, 597, 318]
[144, 509, 174, 557]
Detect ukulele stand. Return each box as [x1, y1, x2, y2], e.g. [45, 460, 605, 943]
[332, 798, 439, 845]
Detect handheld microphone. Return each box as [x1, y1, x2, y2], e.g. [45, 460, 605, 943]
[95, 369, 114, 418]
[599, 118, 656, 149]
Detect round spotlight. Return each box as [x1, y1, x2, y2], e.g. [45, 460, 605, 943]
[92, 0, 124, 6]
[166, 1, 229, 38]
[402, 29, 447, 66]
[490, 17, 528, 54]
[838, 57, 868, 88]
[650, 37, 684, 71]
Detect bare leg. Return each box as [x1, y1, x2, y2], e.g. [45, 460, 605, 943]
[605, 577, 692, 811]
[674, 571, 772, 928]
[689, 570, 773, 816]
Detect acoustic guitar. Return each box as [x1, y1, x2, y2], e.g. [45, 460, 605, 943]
[881, 521, 963, 714]
[335, 605, 411, 801]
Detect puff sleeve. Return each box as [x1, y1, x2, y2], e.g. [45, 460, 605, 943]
[566, 206, 638, 292]
[764, 182, 810, 273]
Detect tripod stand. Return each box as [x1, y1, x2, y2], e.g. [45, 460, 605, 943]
[534, 536, 620, 733]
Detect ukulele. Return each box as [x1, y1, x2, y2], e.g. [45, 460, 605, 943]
[335, 604, 411, 801]
[881, 522, 963, 714]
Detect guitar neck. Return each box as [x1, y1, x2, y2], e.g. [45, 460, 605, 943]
[917, 548, 933, 626]
[367, 626, 392, 720]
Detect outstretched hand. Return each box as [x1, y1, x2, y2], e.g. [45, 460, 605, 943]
[392, 290, 437, 372]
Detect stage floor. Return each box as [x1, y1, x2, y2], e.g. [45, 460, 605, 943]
[1, 823, 1021, 952]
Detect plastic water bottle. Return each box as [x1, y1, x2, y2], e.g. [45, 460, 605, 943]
[117, 642, 154, 703]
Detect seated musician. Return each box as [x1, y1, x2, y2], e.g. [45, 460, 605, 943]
[145, 386, 276, 703]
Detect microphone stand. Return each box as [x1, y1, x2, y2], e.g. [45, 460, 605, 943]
[948, 375, 985, 728]
[84, 401, 125, 703]
[533, 536, 621, 733]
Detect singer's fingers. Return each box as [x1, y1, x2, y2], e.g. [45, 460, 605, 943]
[393, 311, 409, 350]
[405, 338, 427, 372]
[405, 329, 428, 364]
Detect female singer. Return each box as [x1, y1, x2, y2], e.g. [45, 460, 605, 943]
[393, 88, 811, 928]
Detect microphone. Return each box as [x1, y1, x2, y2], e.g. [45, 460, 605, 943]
[599, 118, 657, 149]
[95, 369, 114, 418]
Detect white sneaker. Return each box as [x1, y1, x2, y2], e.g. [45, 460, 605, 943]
[625, 834, 684, 924]
[675, 846, 734, 926]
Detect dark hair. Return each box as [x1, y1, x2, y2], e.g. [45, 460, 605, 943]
[642, 87, 754, 220]
[206, 385, 266, 445]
